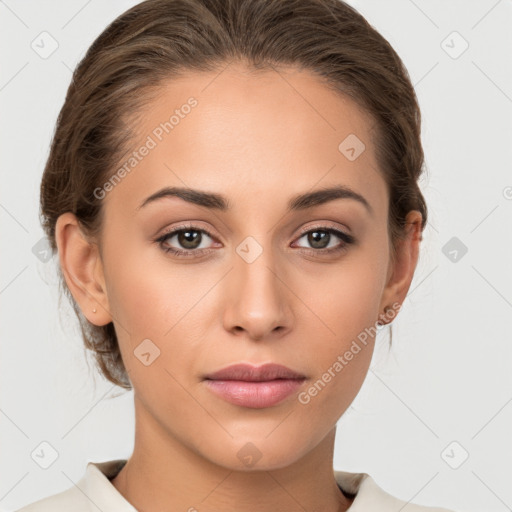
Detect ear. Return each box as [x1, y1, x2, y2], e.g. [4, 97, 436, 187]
[55, 212, 112, 326]
[378, 210, 423, 324]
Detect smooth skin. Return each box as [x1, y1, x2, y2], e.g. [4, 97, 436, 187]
[55, 62, 422, 512]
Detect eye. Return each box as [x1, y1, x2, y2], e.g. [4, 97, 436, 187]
[292, 225, 355, 255]
[154, 224, 217, 257]
[154, 222, 355, 258]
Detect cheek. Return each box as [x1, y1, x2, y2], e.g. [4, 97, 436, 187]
[301, 252, 385, 344]
[103, 238, 195, 334]
[103, 249, 215, 380]
[293, 250, 386, 406]
[296, 280, 378, 421]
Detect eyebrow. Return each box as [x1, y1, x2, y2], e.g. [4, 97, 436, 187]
[137, 185, 373, 215]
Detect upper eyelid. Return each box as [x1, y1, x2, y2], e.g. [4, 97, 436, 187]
[297, 222, 349, 235]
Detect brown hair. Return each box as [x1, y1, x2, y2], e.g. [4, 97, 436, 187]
[40, 0, 428, 390]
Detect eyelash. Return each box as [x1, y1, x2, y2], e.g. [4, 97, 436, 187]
[154, 223, 355, 258]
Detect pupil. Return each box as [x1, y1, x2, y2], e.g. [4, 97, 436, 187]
[309, 230, 329, 249]
[179, 230, 201, 249]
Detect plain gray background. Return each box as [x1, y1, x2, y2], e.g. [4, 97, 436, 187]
[1, 1, 511, 511]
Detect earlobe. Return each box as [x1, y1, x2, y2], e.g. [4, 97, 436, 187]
[55, 212, 112, 326]
[378, 210, 423, 324]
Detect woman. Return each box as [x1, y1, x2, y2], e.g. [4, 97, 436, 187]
[16, 0, 458, 510]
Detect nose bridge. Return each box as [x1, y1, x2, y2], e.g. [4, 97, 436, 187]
[224, 234, 290, 337]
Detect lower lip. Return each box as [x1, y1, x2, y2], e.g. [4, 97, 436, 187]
[204, 379, 305, 408]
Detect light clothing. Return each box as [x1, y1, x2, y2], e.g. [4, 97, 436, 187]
[14, 459, 457, 511]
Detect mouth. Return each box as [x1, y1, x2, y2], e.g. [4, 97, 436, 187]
[203, 363, 306, 408]
[203, 362, 306, 381]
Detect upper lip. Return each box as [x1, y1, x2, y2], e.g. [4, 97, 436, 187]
[204, 363, 306, 382]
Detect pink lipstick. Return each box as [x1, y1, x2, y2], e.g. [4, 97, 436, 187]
[203, 363, 306, 408]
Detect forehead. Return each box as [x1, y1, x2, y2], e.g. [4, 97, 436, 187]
[105, 63, 386, 217]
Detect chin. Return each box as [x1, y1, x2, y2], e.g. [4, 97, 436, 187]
[200, 434, 312, 472]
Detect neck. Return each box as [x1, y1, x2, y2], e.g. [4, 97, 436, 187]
[111, 395, 354, 512]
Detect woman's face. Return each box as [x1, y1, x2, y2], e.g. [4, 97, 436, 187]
[63, 64, 417, 470]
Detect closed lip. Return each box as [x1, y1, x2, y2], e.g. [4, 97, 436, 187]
[203, 363, 306, 382]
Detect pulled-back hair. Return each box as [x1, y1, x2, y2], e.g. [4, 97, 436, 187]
[40, 0, 428, 389]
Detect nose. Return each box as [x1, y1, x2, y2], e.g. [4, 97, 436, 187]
[222, 243, 293, 341]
